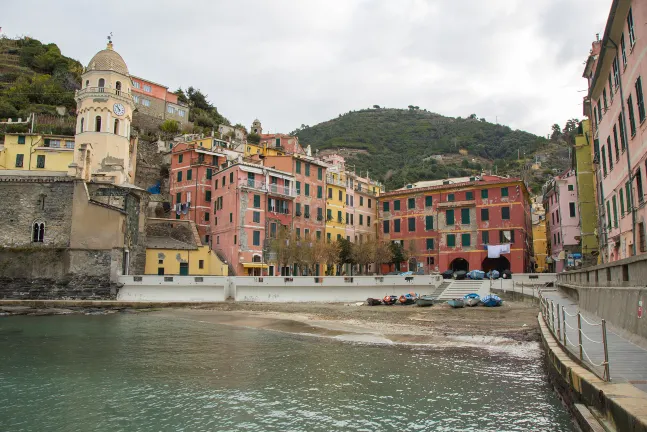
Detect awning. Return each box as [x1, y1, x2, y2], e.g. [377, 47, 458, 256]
[239, 165, 264, 175]
[242, 263, 269, 268]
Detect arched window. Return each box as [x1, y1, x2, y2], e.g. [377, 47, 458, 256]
[98, 78, 105, 91]
[115, 81, 121, 95]
[32, 222, 44, 243]
[80, 117, 84, 133]
[252, 255, 262, 263]
[95, 115, 102, 132]
[85, 80, 89, 88]
[114, 119, 119, 135]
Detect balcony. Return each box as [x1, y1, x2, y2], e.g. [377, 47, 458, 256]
[268, 183, 297, 198]
[190, 157, 218, 166]
[238, 180, 296, 198]
[76, 87, 133, 102]
[326, 175, 346, 187]
[355, 186, 378, 196]
[437, 200, 477, 209]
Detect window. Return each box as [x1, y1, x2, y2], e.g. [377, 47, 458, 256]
[481, 208, 489, 221]
[305, 205, 310, 218]
[593, 107, 598, 127]
[621, 33, 627, 68]
[360, 196, 364, 206]
[327, 209, 332, 220]
[606, 201, 612, 230]
[176, 192, 182, 204]
[133, 95, 139, 104]
[337, 211, 342, 223]
[619, 114, 627, 150]
[114, 119, 120, 135]
[426, 238, 434, 250]
[607, 137, 613, 170]
[425, 196, 433, 207]
[613, 57, 620, 89]
[446, 209, 455, 225]
[426, 257, 435, 266]
[178, 110, 185, 117]
[296, 160, 301, 174]
[461, 208, 470, 224]
[251, 211, 260, 223]
[204, 212, 210, 222]
[482, 230, 489, 244]
[339, 190, 342, 201]
[305, 163, 310, 176]
[394, 219, 401, 233]
[318, 167, 323, 180]
[133, 81, 140, 89]
[408, 198, 415, 209]
[230, 172, 233, 183]
[95, 115, 102, 132]
[481, 189, 488, 199]
[636, 77, 646, 123]
[368, 199, 372, 208]
[602, 146, 608, 176]
[425, 215, 433, 230]
[625, 180, 631, 212]
[317, 207, 323, 220]
[447, 234, 456, 247]
[253, 231, 260, 246]
[612, 195, 618, 228]
[187, 169, 193, 181]
[383, 201, 390, 212]
[367, 216, 371, 226]
[32, 222, 44, 243]
[466, 191, 474, 200]
[499, 229, 515, 243]
[167, 105, 175, 114]
[142, 99, 151, 107]
[394, 200, 400, 211]
[501, 207, 510, 220]
[628, 95, 637, 136]
[408, 217, 415, 232]
[178, 154, 183, 164]
[568, 184, 574, 192]
[205, 190, 211, 202]
[568, 201, 576, 218]
[15, 154, 24, 168]
[603, 88, 609, 110]
[328, 187, 332, 199]
[501, 187, 509, 197]
[305, 184, 310, 196]
[636, 168, 644, 204]
[461, 233, 471, 247]
[36, 155, 45, 169]
[80, 118, 84, 133]
[98, 78, 105, 88]
[640, 223, 647, 253]
[229, 213, 233, 223]
[597, 99, 603, 120]
[359, 214, 363, 225]
[383, 220, 390, 233]
[447, 193, 455, 202]
[628, 7, 635, 47]
[620, 191, 625, 217]
[609, 73, 614, 100]
[317, 186, 323, 199]
[143, 84, 152, 92]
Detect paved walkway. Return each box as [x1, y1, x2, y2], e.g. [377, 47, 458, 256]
[499, 283, 647, 393]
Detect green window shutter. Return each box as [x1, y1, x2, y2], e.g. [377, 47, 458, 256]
[253, 194, 260, 208]
[482, 231, 489, 244]
[626, 182, 631, 209]
[317, 186, 322, 198]
[620, 191, 625, 216]
[481, 189, 488, 199]
[253, 231, 260, 246]
[466, 191, 473, 200]
[296, 181, 301, 194]
[17, 135, 26, 144]
[462, 233, 471, 247]
[187, 169, 192, 180]
[612, 195, 618, 227]
[501, 187, 509, 197]
[394, 219, 401, 232]
[447, 234, 455, 247]
[408, 217, 415, 232]
[408, 198, 415, 209]
[447, 193, 455, 202]
[394, 200, 400, 210]
[179, 154, 183, 163]
[205, 191, 211, 202]
[296, 203, 301, 214]
[296, 160, 301, 173]
[426, 238, 434, 250]
[177, 171, 182, 182]
[606, 201, 612, 229]
[383, 201, 390, 211]
[446, 209, 454, 225]
[305, 164, 310, 176]
[461, 208, 470, 224]
[305, 183, 310, 196]
[502, 207, 510, 220]
[316, 231, 321, 240]
[206, 168, 212, 179]
[318, 167, 322, 180]
[176, 192, 181, 203]
[425, 196, 433, 207]
[481, 208, 489, 221]
[383, 221, 390, 233]
[425, 215, 433, 230]
[327, 209, 332, 219]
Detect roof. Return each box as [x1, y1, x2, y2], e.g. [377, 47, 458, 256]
[146, 236, 197, 250]
[380, 175, 525, 197]
[130, 75, 168, 89]
[86, 43, 129, 76]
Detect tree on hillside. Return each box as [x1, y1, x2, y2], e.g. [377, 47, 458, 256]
[159, 119, 180, 137]
[373, 105, 380, 109]
[247, 133, 261, 144]
[550, 124, 562, 141]
[469, 113, 477, 119]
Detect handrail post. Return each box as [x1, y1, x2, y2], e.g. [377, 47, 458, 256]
[602, 319, 611, 381]
[562, 306, 567, 347]
[577, 312, 583, 360]
[551, 301, 555, 333]
[556, 303, 561, 343]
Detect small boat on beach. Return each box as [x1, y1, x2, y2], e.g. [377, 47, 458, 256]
[481, 294, 502, 307]
[382, 295, 398, 305]
[416, 296, 435, 307]
[447, 298, 465, 308]
[398, 293, 418, 305]
[463, 293, 480, 307]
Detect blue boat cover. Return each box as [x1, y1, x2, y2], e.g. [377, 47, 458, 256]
[481, 294, 502, 307]
[463, 293, 480, 299]
[486, 270, 500, 279]
[467, 270, 485, 280]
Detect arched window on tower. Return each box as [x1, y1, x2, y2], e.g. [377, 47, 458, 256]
[98, 78, 105, 92]
[114, 119, 120, 135]
[32, 222, 44, 243]
[95, 116, 102, 132]
[115, 81, 121, 95]
[80, 117, 84, 133]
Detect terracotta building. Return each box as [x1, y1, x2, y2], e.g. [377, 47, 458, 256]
[130, 76, 190, 125]
[378, 175, 533, 274]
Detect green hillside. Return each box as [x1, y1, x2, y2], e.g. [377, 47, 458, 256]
[294, 108, 561, 192]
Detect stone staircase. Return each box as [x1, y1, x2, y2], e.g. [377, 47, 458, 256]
[436, 280, 488, 300]
[428, 281, 451, 299]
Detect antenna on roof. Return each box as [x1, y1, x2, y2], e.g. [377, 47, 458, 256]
[107, 32, 114, 49]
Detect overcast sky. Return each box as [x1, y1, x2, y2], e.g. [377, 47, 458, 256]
[3, 0, 611, 136]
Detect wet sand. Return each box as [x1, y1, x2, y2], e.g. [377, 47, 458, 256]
[158, 300, 540, 347]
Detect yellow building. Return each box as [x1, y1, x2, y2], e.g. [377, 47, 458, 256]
[0, 133, 75, 173]
[325, 169, 347, 242]
[573, 119, 599, 267]
[144, 218, 228, 276]
[532, 215, 548, 272]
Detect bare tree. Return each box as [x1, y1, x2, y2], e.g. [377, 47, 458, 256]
[269, 226, 294, 275]
[351, 239, 372, 275]
[309, 238, 329, 276]
[324, 241, 341, 275]
[372, 239, 393, 275]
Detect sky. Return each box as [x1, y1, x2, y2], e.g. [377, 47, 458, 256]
[2, 0, 611, 137]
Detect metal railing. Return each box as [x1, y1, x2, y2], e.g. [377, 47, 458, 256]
[76, 87, 133, 100]
[238, 180, 296, 197]
[539, 290, 611, 381]
[326, 175, 346, 187]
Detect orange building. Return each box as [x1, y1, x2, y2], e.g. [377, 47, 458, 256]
[130, 76, 189, 124]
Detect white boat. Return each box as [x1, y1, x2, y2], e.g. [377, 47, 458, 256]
[463, 293, 480, 307]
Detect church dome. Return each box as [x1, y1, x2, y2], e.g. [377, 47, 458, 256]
[86, 42, 129, 76]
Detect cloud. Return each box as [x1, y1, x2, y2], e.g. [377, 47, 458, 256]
[2, 0, 611, 136]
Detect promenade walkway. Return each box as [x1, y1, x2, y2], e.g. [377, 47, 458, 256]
[500, 283, 647, 393]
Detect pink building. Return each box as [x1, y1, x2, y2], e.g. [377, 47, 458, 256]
[211, 161, 296, 276]
[543, 170, 581, 272]
[584, 0, 647, 261]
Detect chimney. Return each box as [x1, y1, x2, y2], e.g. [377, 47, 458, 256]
[596, 33, 600, 42]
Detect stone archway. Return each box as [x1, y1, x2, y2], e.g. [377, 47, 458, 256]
[482, 256, 511, 273]
[449, 257, 469, 272]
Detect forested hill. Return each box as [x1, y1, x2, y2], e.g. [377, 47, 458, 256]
[293, 108, 551, 191]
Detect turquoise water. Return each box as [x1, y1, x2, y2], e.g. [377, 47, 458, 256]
[0, 314, 573, 431]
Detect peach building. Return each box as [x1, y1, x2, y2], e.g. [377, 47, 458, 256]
[130, 76, 189, 125]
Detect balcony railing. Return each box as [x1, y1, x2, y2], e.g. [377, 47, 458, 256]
[268, 183, 296, 198]
[76, 87, 133, 101]
[190, 157, 218, 166]
[326, 175, 346, 187]
[238, 180, 296, 198]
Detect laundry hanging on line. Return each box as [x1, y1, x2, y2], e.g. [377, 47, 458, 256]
[487, 244, 511, 259]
